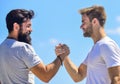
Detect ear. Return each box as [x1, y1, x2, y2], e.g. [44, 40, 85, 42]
[13, 23, 20, 31]
[92, 18, 99, 25]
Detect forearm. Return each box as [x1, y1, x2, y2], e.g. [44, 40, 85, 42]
[44, 57, 62, 81]
[108, 66, 120, 84]
[64, 57, 85, 82]
[43, 43, 69, 82]
[111, 76, 120, 84]
[30, 56, 63, 83]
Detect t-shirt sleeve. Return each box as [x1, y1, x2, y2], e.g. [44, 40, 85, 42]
[101, 42, 120, 68]
[82, 48, 92, 65]
[82, 56, 88, 65]
[21, 44, 42, 69]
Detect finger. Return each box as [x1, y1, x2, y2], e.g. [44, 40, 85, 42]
[56, 50, 65, 56]
[62, 46, 69, 51]
[62, 44, 67, 47]
[55, 48, 65, 54]
[55, 44, 63, 48]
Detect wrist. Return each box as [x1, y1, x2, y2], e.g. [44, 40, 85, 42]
[57, 56, 63, 66]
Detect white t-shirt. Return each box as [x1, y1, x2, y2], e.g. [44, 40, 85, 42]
[0, 39, 42, 84]
[83, 36, 120, 84]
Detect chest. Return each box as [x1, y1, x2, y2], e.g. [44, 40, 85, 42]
[86, 45, 105, 67]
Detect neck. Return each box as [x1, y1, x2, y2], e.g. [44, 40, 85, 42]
[7, 36, 17, 40]
[91, 27, 106, 44]
[7, 32, 18, 40]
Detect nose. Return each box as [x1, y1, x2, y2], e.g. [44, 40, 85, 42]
[80, 24, 83, 29]
[29, 27, 32, 32]
[27, 27, 32, 35]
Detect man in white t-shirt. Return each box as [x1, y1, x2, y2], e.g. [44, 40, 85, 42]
[0, 9, 70, 84]
[55, 5, 120, 84]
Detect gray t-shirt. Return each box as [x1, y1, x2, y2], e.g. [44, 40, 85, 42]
[0, 39, 42, 84]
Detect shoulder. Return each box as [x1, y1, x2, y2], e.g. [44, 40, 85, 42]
[14, 40, 32, 48]
[97, 37, 120, 55]
[97, 36, 118, 47]
[13, 41, 35, 54]
[95, 36, 120, 53]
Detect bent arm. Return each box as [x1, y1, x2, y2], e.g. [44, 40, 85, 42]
[30, 57, 62, 83]
[64, 56, 87, 82]
[108, 66, 120, 84]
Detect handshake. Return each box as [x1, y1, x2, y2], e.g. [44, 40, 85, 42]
[55, 44, 70, 65]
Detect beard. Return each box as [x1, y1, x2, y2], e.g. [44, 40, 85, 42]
[83, 23, 93, 37]
[18, 30, 32, 45]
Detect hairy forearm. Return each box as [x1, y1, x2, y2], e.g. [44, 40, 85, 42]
[30, 56, 63, 83]
[45, 57, 62, 81]
[109, 66, 120, 84]
[64, 57, 85, 82]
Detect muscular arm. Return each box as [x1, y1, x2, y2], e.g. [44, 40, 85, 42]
[29, 43, 70, 83]
[30, 57, 62, 83]
[108, 66, 120, 84]
[64, 56, 87, 82]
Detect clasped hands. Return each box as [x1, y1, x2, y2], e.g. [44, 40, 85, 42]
[55, 44, 70, 62]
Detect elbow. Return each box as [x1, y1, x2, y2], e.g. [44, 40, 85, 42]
[43, 79, 50, 83]
[42, 77, 52, 83]
[41, 76, 53, 83]
[73, 78, 81, 83]
[72, 75, 84, 83]
[74, 80, 79, 83]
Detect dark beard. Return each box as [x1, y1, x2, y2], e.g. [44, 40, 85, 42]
[83, 23, 93, 37]
[18, 31, 32, 45]
[84, 31, 92, 37]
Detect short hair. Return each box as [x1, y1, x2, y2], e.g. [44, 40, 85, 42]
[79, 5, 106, 27]
[6, 9, 34, 33]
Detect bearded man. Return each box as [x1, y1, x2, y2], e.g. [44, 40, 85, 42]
[0, 9, 69, 84]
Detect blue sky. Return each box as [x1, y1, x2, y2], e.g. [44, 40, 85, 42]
[1, 0, 120, 84]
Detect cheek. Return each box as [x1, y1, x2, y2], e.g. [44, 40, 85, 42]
[19, 27, 25, 33]
[22, 28, 27, 33]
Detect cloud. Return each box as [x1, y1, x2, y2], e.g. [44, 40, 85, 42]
[49, 38, 59, 45]
[116, 16, 120, 22]
[106, 27, 120, 35]
[106, 16, 120, 35]
[34, 38, 60, 48]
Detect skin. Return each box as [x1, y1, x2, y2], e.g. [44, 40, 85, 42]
[8, 20, 70, 83]
[56, 14, 120, 84]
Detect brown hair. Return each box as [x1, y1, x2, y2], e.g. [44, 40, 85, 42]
[80, 5, 106, 27]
